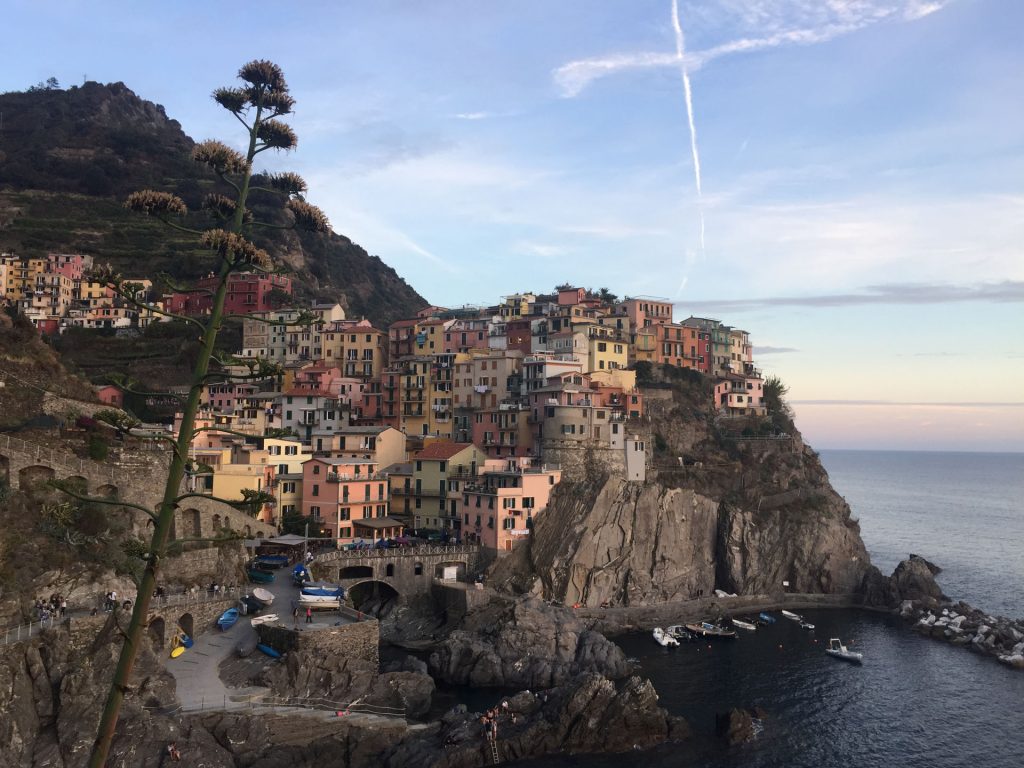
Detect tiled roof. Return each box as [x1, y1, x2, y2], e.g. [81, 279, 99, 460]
[413, 441, 474, 461]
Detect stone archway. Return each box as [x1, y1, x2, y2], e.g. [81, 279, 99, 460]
[178, 612, 194, 639]
[183, 509, 201, 538]
[147, 616, 166, 649]
[347, 580, 400, 618]
[18, 464, 55, 490]
[62, 475, 89, 493]
[0, 454, 9, 486]
[340, 565, 373, 579]
[94, 483, 119, 498]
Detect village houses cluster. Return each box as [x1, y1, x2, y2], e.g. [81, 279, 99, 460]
[2, 255, 766, 553]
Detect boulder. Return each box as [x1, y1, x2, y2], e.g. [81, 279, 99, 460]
[715, 706, 766, 745]
[890, 555, 947, 604]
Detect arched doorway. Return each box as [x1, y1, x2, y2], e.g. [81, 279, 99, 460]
[347, 580, 400, 618]
[340, 565, 373, 579]
[147, 616, 166, 649]
[0, 454, 9, 486]
[177, 612, 194, 639]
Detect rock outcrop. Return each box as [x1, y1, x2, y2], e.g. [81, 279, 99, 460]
[715, 706, 766, 745]
[428, 596, 630, 688]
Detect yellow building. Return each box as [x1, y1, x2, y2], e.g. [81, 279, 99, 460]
[584, 324, 628, 373]
[322, 319, 388, 380]
[399, 357, 432, 437]
[410, 441, 487, 531]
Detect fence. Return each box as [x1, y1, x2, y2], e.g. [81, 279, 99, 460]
[145, 693, 405, 718]
[315, 544, 479, 562]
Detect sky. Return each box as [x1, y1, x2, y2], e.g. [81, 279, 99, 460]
[3, 0, 1022, 452]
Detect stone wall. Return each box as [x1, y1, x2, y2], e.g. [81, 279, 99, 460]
[158, 542, 249, 589]
[258, 619, 379, 665]
[314, 546, 488, 601]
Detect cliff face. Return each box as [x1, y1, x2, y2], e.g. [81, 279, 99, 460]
[523, 382, 875, 607]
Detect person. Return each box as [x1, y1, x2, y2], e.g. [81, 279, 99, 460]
[60, 599, 67, 617]
[292, 607, 299, 629]
[305, 606, 313, 624]
[166, 742, 181, 761]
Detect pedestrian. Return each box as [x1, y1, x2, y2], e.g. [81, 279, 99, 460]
[292, 607, 299, 629]
[60, 599, 67, 617]
[305, 607, 313, 624]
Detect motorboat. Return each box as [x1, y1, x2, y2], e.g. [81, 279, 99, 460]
[216, 608, 240, 631]
[251, 587, 274, 606]
[685, 622, 737, 639]
[731, 618, 758, 632]
[248, 569, 275, 584]
[758, 612, 776, 624]
[666, 625, 693, 641]
[781, 610, 803, 622]
[714, 589, 737, 598]
[301, 582, 344, 597]
[298, 594, 341, 609]
[826, 638, 863, 664]
[800, 621, 816, 631]
[653, 627, 679, 647]
[254, 554, 290, 569]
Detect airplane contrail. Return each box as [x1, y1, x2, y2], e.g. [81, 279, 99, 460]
[671, 0, 705, 256]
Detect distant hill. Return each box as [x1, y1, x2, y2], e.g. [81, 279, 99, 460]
[0, 81, 427, 326]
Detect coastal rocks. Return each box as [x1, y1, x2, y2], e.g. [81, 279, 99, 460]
[900, 596, 1024, 670]
[428, 596, 629, 688]
[715, 706, 766, 745]
[890, 555, 946, 604]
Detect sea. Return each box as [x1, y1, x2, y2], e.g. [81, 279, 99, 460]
[516, 450, 1024, 768]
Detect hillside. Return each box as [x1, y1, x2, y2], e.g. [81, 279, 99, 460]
[0, 81, 427, 326]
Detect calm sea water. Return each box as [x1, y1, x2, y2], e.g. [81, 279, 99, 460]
[515, 450, 1024, 768]
[820, 449, 1024, 617]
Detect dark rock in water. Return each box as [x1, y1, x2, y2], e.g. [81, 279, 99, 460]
[715, 707, 765, 745]
[891, 554, 947, 604]
[381, 653, 429, 676]
[428, 596, 629, 688]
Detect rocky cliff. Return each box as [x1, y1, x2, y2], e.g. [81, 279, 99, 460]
[512, 379, 875, 607]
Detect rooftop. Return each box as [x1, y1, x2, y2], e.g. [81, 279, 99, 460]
[414, 441, 475, 461]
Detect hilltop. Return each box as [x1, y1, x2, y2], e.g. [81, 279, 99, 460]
[0, 81, 427, 326]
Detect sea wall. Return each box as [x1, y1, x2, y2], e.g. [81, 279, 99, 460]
[258, 619, 380, 665]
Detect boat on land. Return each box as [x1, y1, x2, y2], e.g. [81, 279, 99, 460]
[248, 569, 275, 584]
[257, 643, 281, 659]
[731, 618, 758, 631]
[255, 554, 290, 569]
[301, 583, 344, 597]
[685, 622, 737, 639]
[239, 595, 264, 615]
[298, 594, 341, 609]
[293, 564, 310, 585]
[653, 627, 679, 647]
[758, 612, 777, 624]
[714, 589, 737, 598]
[826, 638, 863, 664]
[781, 610, 803, 622]
[666, 625, 694, 641]
[250, 613, 279, 626]
[251, 587, 275, 606]
[217, 608, 240, 630]
[169, 632, 193, 658]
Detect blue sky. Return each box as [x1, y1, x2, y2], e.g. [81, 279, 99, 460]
[3, 0, 1022, 451]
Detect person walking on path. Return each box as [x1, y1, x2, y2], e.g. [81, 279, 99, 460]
[292, 607, 299, 629]
[305, 607, 313, 624]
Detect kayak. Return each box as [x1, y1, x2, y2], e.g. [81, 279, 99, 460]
[257, 643, 281, 658]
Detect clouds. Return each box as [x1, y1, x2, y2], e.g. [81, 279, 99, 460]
[682, 280, 1024, 313]
[553, 1, 955, 97]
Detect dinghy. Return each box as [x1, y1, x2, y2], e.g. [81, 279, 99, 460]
[666, 625, 693, 641]
[653, 627, 679, 647]
[248, 569, 275, 584]
[758, 612, 776, 624]
[826, 638, 863, 664]
[216, 608, 240, 630]
[781, 610, 803, 622]
[251, 613, 279, 626]
[251, 587, 274, 606]
[685, 622, 737, 639]
[298, 594, 341, 609]
[731, 618, 758, 631]
[301, 583, 344, 597]
[257, 643, 281, 658]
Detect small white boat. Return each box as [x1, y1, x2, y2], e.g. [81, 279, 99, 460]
[251, 588, 274, 606]
[714, 589, 737, 598]
[731, 618, 757, 631]
[653, 627, 679, 647]
[800, 621, 816, 631]
[298, 594, 341, 609]
[250, 613, 279, 626]
[826, 638, 863, 664]
[781, 610, 802, 622]
[666, 625, 693, 641]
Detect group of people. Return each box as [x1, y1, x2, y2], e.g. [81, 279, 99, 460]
[101, 591, 131, 613]
[34, 594, 66, 621]
[479, 700, 517, 742]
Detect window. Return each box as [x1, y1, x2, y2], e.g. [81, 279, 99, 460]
[363, 506, 372, 518]
[503, 518, 515, 530]
[311, 484, 319, 497]
[415, 460, 422, 471]
[310, 505, 320, 518]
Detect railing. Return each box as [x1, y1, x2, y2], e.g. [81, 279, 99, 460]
[316, 544, 479, 562]
[145, 693, 405, 718]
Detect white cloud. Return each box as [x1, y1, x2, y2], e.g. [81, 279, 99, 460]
[553, 1, 955, 97]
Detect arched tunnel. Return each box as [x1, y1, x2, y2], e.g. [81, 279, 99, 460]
[347, 580, 400, 619]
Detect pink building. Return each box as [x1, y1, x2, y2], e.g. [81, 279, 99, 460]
[457, 462, 562, 551]
[468, 407, 533, 458]
[301, 457, 401, 545]
[442, 318, 490, 354]
[165, 272, 292, 316]
[48, 253, 92, 282]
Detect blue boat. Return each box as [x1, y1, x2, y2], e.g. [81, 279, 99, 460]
[257, 643, 281, 658]
[301, 582, 344, 597]
[248, 569, 275, 584]
[216, 608, 240, 630]
[758, 612, 777, 624]
[255, 554, 289, 569]
[293, 564, 310, 585]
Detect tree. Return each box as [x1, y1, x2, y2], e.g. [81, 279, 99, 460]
[84, 60, 328, 768]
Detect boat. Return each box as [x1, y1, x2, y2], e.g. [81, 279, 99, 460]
[781, 610, 803, 622]
[800, 621, 816, 631]
[653, 627, 679, 647]
[714, 589, 737, 598]
[216, 608, 240, 631]
[666, 625, 693, 641]
[256, 643, 281, 658]
[248, 569, 275, 584]
[293, 564, 311, 585]
[169, 632, 192, 658]
[298, 594, 341, 609]
[250, 613, 279, 626]
[254, 554, 290, 569]
[251, 587, 275, 606]
[301, 583, 344, 597]
[731, 618, 758, 632]
[239, 595, 264, 615]
[826, 638, 863, 664]
[235, 635, 258, 658]
[685, 622, 737, 639]
[758, 612, 777, 624]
